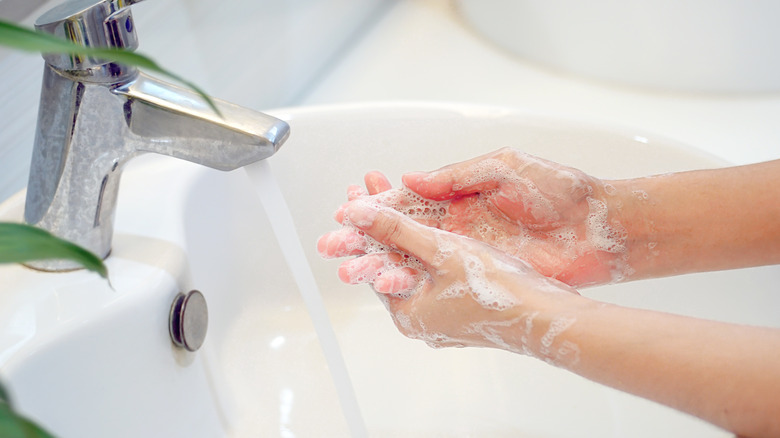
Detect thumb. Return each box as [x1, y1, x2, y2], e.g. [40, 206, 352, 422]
[401, 171, 460, 201]
[345, 200, 438, 265]
[402, 158, 504, 201]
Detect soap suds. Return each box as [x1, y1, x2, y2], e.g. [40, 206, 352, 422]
[632, 189, 649, 201]
[436, 281, 468, 301]
[467, 316, 527, 352]
[462, 254, 522, 311]
[585, 198, 627, 254]
[539, 316, 577, 365]
[340, 164, 637, 292]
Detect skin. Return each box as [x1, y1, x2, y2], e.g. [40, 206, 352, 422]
[325, 151, 626, 290]
[321, 149, 780, 291]
[317, 148, 780, 437]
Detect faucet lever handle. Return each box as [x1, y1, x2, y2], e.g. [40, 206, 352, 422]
[35, 0, 145, 70]
[104, 6, 138, 50]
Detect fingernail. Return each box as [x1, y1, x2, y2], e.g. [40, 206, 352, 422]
[346, 201, 379, 228]
[364, 172, 383, 187]
[316, 234, 331, 258]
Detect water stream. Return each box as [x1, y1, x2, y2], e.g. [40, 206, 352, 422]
[245, 160, 368, 438]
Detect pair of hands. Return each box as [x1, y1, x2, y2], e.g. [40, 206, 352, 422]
[320, 153, 780, 436]
[317, 148, 630, 353]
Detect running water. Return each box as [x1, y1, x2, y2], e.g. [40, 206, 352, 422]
[245, 160, 368, 438]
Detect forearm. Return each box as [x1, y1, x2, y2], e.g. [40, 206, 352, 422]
[330, 183, 780, 435]
[613, 160, 780, 280]
[527, 295, 780, 437]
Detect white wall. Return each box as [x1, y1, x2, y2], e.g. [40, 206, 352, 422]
[0, 0, 390, 202]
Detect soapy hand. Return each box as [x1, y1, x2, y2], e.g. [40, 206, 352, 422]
[317, 155, 780, 437]
[320, 148, 633, 293]
[332, 199, 580, 357]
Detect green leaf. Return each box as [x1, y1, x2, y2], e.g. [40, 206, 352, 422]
[0, 19, 221, 117]
[0, 223, 108, 280]
[0, 406, 57, 438]
[0, 382, 57, 438]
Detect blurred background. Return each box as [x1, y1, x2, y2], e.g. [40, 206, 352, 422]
[1, 0, 778, 202]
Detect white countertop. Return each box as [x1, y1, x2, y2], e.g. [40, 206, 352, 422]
[302, 0, 780, 166]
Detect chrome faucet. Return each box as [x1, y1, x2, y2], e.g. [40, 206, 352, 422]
[24, 0, 290, 271]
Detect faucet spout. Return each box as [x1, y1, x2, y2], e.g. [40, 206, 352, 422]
[116, 74, 289, 170]
[24, 0, 290, 271]
[24, 68, 289, 272]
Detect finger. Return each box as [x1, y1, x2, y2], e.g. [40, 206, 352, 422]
[344, 200, 439, 265]
[401, 169, 480, 201]
[317, 228, 366, 258]
[401, 149, 514, 200]
[364, 171, 392, 195]
[337, 187, 407, 224]
[373, 267, 421, 295]
[336, 185, 369, 223]
[337, 252, 405, 284]
[333, 203, 346, 224]
[347, 184, 368, 201]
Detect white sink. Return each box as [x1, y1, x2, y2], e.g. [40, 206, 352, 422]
[1, 102, 777, 437]
[455, 1, 780, 92]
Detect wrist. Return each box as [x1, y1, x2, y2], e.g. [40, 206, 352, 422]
[504, 286, 592, 367]
[603, 178, 660, 282]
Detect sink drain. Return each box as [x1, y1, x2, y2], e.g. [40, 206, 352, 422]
[169, 290, 208, 352]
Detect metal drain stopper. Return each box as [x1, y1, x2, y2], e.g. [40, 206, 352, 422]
[169, 290, 208, 352]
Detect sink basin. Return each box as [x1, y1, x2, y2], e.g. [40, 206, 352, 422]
[455, 1, 780, 92]
[1, 102, 777, 437]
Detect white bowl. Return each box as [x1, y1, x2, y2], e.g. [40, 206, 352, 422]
[456, 0, 780, 92]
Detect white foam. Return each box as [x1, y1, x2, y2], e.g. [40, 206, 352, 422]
[431, 231, 456, 271]
[519, 311, 539, 355]
[632, 189, 650, 201]
[539, 316, 577, 365]
[585, 198, 627, 255]
[436, 281, 468, 300]
[467, 316, 525, 351]
[555, 340, 581, 366]
[418, 332, 460, 349]
[466, 255, 522, 311]
[393, 311, 413, 332]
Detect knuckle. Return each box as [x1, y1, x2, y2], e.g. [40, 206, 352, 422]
[383, 216, 405, 246]
[496, 147, 529, 169]
[494, 146, 516, 161]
